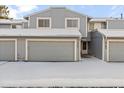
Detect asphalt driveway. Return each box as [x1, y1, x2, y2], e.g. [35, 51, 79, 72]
[0, 57, 124, 87]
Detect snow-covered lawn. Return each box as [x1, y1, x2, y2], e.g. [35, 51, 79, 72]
[0, 57, 124, 87]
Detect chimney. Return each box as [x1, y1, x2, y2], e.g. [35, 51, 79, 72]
[121, 13, 123, 19]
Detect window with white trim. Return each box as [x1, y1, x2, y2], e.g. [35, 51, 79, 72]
[66, 18, 79, 28]
[101, 22, 106, 29]
[37, 18, 51, 28]
[89, 23, 94, 30]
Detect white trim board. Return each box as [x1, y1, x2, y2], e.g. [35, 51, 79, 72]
[0, 39, 17, 61]
[79, 39, 81, 60]
[28, 16, 30, 28]
[106, 20, 108, 29]
[86, 16, 88, 37]
[25, 39, 78, 61]
[36, 17, 51, 29]
[102, 36, 105, 61]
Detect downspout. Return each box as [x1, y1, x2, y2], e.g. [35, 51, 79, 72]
[105, 29, 108, 62]
[102, 34, 108, 61]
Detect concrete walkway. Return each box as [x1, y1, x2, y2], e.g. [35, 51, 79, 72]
[0, 57, 124, 87]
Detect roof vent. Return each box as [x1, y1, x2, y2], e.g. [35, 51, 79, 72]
[50, 7, 66, 9]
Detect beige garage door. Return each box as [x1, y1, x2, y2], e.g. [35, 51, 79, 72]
[0, 40, 16, 61]
[109, 41, 124, 62]
[26, 40, 76, 61]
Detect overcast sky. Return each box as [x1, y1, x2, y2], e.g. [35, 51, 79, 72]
[7, 5, 124, 19]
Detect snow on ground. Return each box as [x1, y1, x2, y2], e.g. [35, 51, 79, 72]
[1, 57, 124, 87]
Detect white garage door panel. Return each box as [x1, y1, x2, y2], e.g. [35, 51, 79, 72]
[28, 41, 75, 61]
[0, 41, 15, 61]
[109, 42, 124, 61]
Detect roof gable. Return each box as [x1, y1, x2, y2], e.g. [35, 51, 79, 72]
[24, 7, 92, 18]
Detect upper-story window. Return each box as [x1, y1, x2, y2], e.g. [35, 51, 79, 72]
[101, 22, 106, 29]
[90, 22, 107, 30]
[89, 23, 94, 30]
[65, 18, 80, 29]
[37, 17, 51, 28]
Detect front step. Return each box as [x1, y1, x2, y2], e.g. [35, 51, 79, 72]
[81, 54, 92, 58]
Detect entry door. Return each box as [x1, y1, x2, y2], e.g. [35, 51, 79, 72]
[82, 41, 88, 54]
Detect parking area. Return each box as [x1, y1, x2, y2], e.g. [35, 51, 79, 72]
[1, 57, 124, 87]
